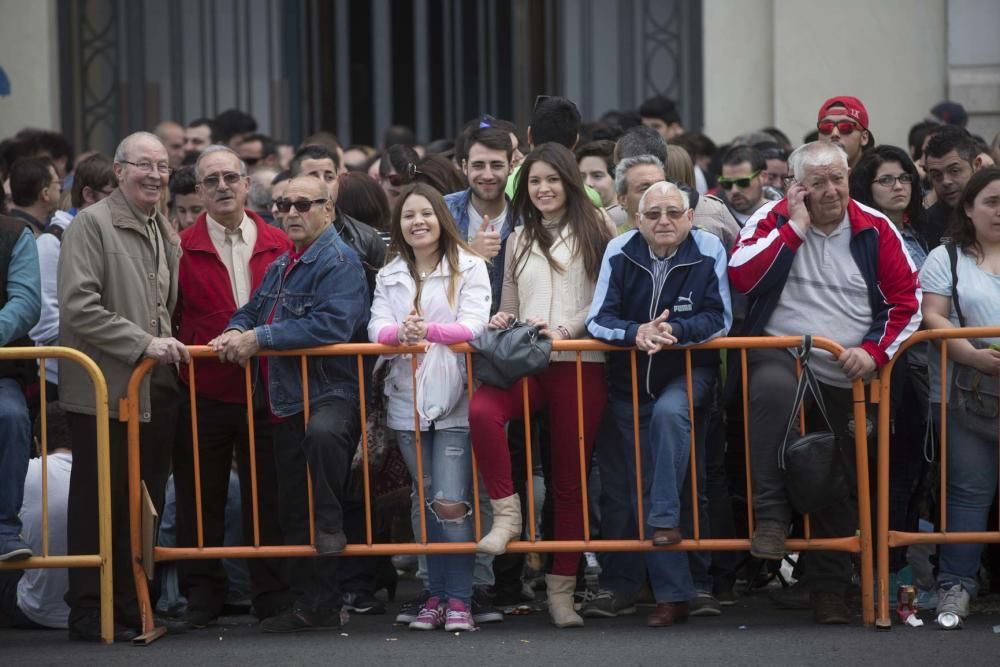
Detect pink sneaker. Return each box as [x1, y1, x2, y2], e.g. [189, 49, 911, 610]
[444, 599, 476, 632]
[409, 597, 445, 630]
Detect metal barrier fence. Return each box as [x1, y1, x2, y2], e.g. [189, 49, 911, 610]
[124, 336, 875, 642]
[0, 347, 114, 644]
[876, 327, 1000, 629]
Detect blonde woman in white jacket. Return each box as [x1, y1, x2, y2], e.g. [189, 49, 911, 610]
[368, 183, 491, 632]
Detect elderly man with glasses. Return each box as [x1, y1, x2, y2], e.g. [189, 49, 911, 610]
[587, 180, 732, 628]
[58, 132, 189, 641]
[171, 145, 292, 630]
[210, 176, 370, 633]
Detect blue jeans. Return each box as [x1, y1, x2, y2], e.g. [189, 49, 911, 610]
[412, 476, 494, 590]
[938, 402, 999, 597]
[396, 428, 475, 604]
[0, 378, 31, 542]
[606, 367, 715, 602]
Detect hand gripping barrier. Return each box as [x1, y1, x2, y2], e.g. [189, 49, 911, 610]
[125, 336, 875, 642]
[875, 327, 1000, 629]
[0, 347, 114, 644]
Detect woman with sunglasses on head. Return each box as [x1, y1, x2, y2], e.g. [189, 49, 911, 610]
[368, 183, 491, 632]
[918, 167, 1000, 627]
[468, 142, 615, 628]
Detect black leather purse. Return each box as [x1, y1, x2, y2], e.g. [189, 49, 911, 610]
[469, 321, 553, 389]
[778, 337, 849, 515]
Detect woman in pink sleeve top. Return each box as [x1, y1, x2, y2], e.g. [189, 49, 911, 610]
[368, 183, 491, 631]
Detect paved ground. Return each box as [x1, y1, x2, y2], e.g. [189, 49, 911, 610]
[5, 579, 1000, 666]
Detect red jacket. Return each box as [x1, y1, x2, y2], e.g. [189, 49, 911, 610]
[175, 210, 291, 403]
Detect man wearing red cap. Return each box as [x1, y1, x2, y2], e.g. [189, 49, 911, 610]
[816, 96, 872, 168]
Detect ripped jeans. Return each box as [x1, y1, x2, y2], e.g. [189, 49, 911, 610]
[395, 428, 475, 604]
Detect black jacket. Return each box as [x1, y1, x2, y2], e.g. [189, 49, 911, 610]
[334, 209, 387, 299]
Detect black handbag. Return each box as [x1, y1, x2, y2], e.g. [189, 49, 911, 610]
[947, 243, 1000, 420]
[778, 337, 849, 515]
[469, 321, 553, 389]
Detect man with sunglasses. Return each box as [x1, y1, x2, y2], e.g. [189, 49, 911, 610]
[815, 96, 872, 168]
[718, 146, 768, 225]
[291, 144, 386, 298]
[172, 145, 292, 631]
[211, 176, 370, 632]
[237, 133, 280, 172]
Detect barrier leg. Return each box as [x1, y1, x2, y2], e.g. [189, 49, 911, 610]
[96, 399, 114, 643]
[875, 375, 892, 629]
[852, 382, 875, 627]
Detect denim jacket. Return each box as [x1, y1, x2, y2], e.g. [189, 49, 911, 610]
[226, 224, 370, 417]
[444, 188, 517, 310]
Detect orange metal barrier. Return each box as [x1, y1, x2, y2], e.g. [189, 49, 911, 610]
[0, 347, 114, 644]
[124, 336, 875, 641]
[875, 327, 1000, 629]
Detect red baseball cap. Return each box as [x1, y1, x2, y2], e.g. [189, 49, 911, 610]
[817, 96, 869, 130]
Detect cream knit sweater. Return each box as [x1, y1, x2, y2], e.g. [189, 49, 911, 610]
[499, 219, 609, 363]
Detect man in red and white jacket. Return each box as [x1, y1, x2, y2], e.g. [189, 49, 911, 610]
[728, 141, 920, 624]
[173, 146, 292, 629]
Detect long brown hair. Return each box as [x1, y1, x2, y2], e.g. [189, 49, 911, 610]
[388, 182, 477, 313]
[511, 142, 611, 282]
[949, 166, 1000, 261]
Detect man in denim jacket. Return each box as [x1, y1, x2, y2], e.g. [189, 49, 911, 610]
[211, 177, 369, 633]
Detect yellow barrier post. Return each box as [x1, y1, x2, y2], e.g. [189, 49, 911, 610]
[0, 347, 113, 644]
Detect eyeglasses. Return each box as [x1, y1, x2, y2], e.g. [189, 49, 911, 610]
[274, 198, 328, 213]
[872, 173, 914, 188]
[200, 172, 243, 190]
[120, 160, 172, 175]
[387, 163, 421, 187]
[817, 120, 863, 136]
[641, 208, 688, 222]
[717, 171, 761, 190]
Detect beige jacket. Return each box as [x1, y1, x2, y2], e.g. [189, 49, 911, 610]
[58, 188, 180, 421]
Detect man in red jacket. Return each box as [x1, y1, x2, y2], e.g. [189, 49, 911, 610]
[173, 145, 292, 629]
[728, 141, 920, 625]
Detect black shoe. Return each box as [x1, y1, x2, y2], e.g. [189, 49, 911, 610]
[260, 607, 342, 633]
[343, 591, 386, 615]
[68, 610, 138, 643]
[180, 608, 218, 629]
[811, 591, 851, 625]
[395, 590, 430, 624]
[769, 581, 811, 610]
[472, 587, 503, 624]
[0, 537, 32, 561]
[315, 530, 348, 556]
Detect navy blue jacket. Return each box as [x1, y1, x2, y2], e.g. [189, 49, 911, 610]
[587, 228, 732, 401]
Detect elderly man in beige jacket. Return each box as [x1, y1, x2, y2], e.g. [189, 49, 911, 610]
[58, 131, 189, 642]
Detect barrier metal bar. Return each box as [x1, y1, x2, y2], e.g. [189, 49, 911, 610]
[186, 361, 204, 548]
[465, 352, 482, 541]
[630, 350, 645, 540]
[243, 363, 261, 547]
[410, 353, 427, 544]
[128, 336, 875, 639]
[576, 352, 590, 542]
[0, 347, 114, 644]
[356, 355, 373, 546]
[876, 327, 1000, 629]
[40, 362, 49, 558]
[684, 350, 699, 540]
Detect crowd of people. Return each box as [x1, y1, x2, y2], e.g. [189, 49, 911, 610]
[0, 92, 999, 641]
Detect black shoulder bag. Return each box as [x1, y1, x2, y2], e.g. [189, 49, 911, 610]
[947, 243, 999, 419]
[470, 321, 552, 390]
[778, 336, 849, 515]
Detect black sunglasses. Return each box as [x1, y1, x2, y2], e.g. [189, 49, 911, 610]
[274, 198, 328, 213]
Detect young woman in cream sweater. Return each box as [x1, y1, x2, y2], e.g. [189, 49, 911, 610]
[469, 142, 614, 628]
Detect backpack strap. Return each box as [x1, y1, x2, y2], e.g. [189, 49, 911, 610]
[946, 242, 965, 328]
[42, 222, 64, 241]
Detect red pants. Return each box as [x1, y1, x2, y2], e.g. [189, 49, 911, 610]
[469, 361, 607, 576]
